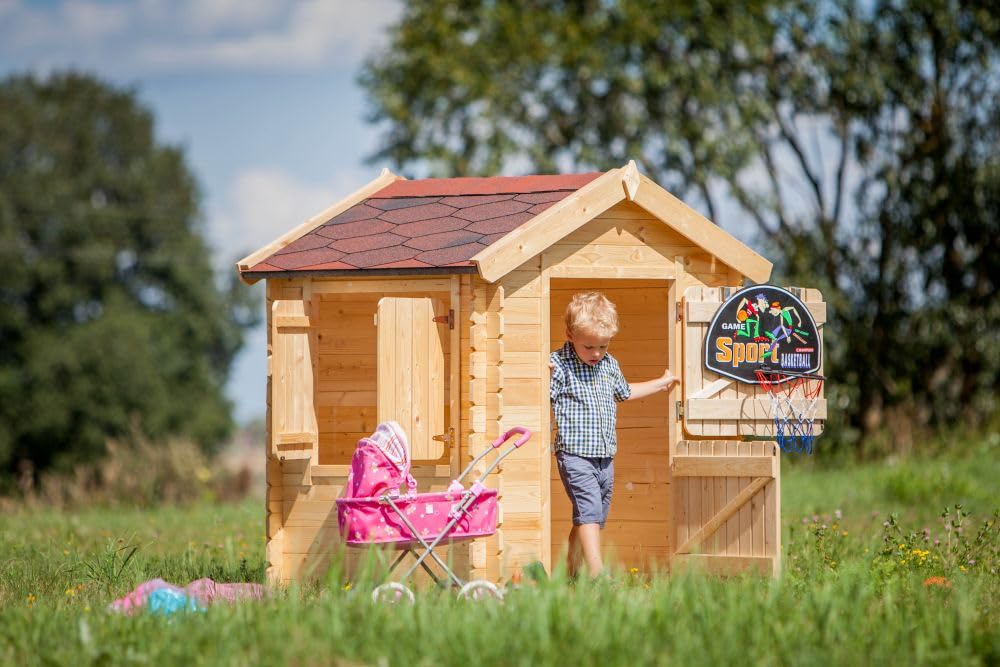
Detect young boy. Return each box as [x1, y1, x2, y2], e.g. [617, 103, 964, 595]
[549, 292, 678, 577]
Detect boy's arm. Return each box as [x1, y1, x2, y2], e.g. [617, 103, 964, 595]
[548, 356, 564, 402]
[626, 370, 679, 401]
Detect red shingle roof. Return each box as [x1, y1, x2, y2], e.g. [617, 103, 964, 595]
[246, 173, 602, 274]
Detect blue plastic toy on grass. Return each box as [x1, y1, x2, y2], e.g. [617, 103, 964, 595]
[147, 587, 204, 615]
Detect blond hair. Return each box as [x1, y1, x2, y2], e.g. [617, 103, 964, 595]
[565, 292, 619, 338]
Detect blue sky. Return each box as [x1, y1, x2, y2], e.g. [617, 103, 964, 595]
[1, 0, 403, 423]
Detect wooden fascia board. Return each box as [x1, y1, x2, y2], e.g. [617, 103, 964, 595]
[470, 167, 628, 282]
[235, 168, 405, 284]
[631, 174, 773, 283]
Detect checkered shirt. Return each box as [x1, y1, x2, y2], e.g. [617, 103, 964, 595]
[550, 341, 631, 457]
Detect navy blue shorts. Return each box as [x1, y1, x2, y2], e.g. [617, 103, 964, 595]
[555, 451, 614, 528]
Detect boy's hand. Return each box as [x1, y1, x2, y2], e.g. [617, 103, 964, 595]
[549, 361, 556, 371]
[660, 371, 679, 391]
[626, 371, 678, 401]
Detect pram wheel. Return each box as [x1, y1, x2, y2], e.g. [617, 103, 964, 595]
[457, 580, 503, 601]
[371, 582, 415, 605]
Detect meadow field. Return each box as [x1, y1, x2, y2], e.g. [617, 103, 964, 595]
[1, 437, 997, 666]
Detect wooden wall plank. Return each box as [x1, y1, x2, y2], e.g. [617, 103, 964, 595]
[675, 440, 689, 554]
[699, 441, 713, 553]
[671, 456, 775, 477]
[673, 554, 774, 576]
[751, 441, 765, 558]
[686, 399, 828, 420]
[712, 441, 727, 555]
[738, 440, 751, 557]
[768, 442, 780, 576]
[264, 283, 281, 583]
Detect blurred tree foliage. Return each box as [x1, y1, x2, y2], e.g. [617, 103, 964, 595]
[361, 0, 1000, 455]
[0, 73, 258, 477]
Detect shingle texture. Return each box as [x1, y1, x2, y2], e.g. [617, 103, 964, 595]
[248, 173, 601, 273]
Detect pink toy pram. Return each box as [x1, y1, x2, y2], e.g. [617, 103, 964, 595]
[336, 421, 531, 601]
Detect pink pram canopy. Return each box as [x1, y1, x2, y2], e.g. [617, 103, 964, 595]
[343, 421, 417, 499]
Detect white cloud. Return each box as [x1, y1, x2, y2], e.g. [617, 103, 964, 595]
[172, 0, 285, 35]
[63, 1, 128, 38]
[0, 0, 401, 76]
[2, 0, 126, 51]
[141, 0, 397, 70]
[211, 167, 369, 263]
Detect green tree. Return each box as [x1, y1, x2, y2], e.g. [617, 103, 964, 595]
[0, 72, 258, 476]
[826, 1, 1000, 446]
[361, 0, 1000, 453]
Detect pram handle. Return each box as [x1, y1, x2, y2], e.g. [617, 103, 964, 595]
[453, 426, 533, 485]
[491, 426, 532, 449]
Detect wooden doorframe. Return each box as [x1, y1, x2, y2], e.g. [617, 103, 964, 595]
[543, 266, 676, 571]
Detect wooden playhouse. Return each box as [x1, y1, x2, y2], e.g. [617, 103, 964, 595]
[237, 162, 826, 584]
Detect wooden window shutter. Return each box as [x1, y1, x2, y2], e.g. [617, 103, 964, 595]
[376, 297, 446, 460]
[270, 299, 317, 460]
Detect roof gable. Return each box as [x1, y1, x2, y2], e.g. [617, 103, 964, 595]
[237, 162, 772, 284]
[472, 162, 772, 283]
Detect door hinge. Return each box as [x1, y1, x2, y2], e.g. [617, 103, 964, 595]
[432, 427, 455, 443]
[433, 309, 455, 329]
[676, 400, 684, 419]
[676, 302, 683, 322]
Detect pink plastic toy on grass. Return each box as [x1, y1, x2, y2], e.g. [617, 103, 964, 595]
[109, 578, 265, 615]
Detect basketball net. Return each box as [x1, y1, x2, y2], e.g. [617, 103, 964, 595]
[754, 370, 825, 454]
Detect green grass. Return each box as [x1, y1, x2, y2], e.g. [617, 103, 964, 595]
[2, 451, 998, 666]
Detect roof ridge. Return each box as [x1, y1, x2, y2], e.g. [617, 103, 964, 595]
[373, 172, 603, 198]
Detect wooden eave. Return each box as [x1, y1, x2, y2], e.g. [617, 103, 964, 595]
[471, 161, 773, 284]
[240, 265, 478, 282]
